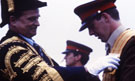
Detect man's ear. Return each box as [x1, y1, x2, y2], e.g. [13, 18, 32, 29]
[75, 54, 82, 61]
[9, 16, 17, 26]
[10, 16, 17, 23]
[101, 12, 111, 23]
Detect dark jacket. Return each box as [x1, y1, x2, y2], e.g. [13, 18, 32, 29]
[116, 36, 135, 81]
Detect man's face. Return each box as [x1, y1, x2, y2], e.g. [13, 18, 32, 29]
[87, 14, 111, 42]
[64, 52, 78, 67]
[11, 9, 40, 38]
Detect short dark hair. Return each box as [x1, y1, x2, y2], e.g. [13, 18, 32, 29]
[80, 54, 89, 65]
[7, 11, 23, 24]
[10, 11, 23, 19]
[73, 52, 89, 65]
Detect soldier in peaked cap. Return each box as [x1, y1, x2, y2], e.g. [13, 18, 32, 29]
[74, 0, 135, 81]
[62, 40, 100, 81]
[0, 0, 120, 81]
[62, 40, 93, 67]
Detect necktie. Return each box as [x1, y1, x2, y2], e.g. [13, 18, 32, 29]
[33, 43, 52, 65]
[106, 43, 110, 55]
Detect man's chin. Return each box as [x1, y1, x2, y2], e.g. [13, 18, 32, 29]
[101, 39, 106, 42]
[28, 33, 36, 38]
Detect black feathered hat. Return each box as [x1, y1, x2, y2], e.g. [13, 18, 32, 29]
[0, 0, 47, 27]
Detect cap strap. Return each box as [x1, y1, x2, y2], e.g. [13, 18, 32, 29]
[7, 0, 14, 12]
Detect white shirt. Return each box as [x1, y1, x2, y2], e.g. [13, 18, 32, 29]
[106, 25, 128, 52]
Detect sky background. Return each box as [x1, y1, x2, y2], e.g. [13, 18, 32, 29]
[1, 0, 135, 80]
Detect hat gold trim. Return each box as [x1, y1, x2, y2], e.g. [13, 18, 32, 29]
[7, 0, 14, 12]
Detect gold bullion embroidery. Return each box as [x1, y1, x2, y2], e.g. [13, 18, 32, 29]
[1, 36, 22, 45]
[14, 50, 33, 68]
[32, 60, 52, 80]
[7, 0, 15, 12]
[40, 74, 52, 81]
[32, 61, 48, 80]
[4, 45, 26, 81]
[37, 61, 64, 81]
[32, 66, 43, 80]
[35, 61, 52, 81]
[1, 36, 63, 81]
[32, 63, 47, 80]
[46, 66, 64, 81]
[42, 49, 54, 66]
[1, 36, 39, 56]
[21, 56, 42, 73]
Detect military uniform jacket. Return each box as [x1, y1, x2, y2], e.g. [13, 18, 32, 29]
[115, 36, 135, 81]
[0, 30, 99, 81]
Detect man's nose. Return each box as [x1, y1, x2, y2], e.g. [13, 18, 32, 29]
[64, 55, 67, 59]
[35, 20, 40, 26]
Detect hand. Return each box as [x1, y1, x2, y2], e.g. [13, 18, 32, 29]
[85, 54, 120, 75]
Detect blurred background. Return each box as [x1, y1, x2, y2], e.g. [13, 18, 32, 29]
[1, 0, 135, 80]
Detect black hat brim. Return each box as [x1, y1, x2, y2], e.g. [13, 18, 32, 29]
[79, 22, 87, 31]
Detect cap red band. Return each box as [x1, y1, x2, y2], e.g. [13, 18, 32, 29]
[67, 45, 89, 54]
[80, 2, 115, 22]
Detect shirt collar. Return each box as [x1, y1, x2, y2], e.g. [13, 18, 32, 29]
[19, 34, 34, 46]
[107, 25, 127, 49]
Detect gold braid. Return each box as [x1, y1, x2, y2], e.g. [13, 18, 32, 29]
[7, 0, 14, 12]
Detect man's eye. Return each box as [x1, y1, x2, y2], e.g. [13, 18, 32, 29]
[29, 18, 35, 21]
[28, 17, 38, 22]
[88, 23, 94, 28]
